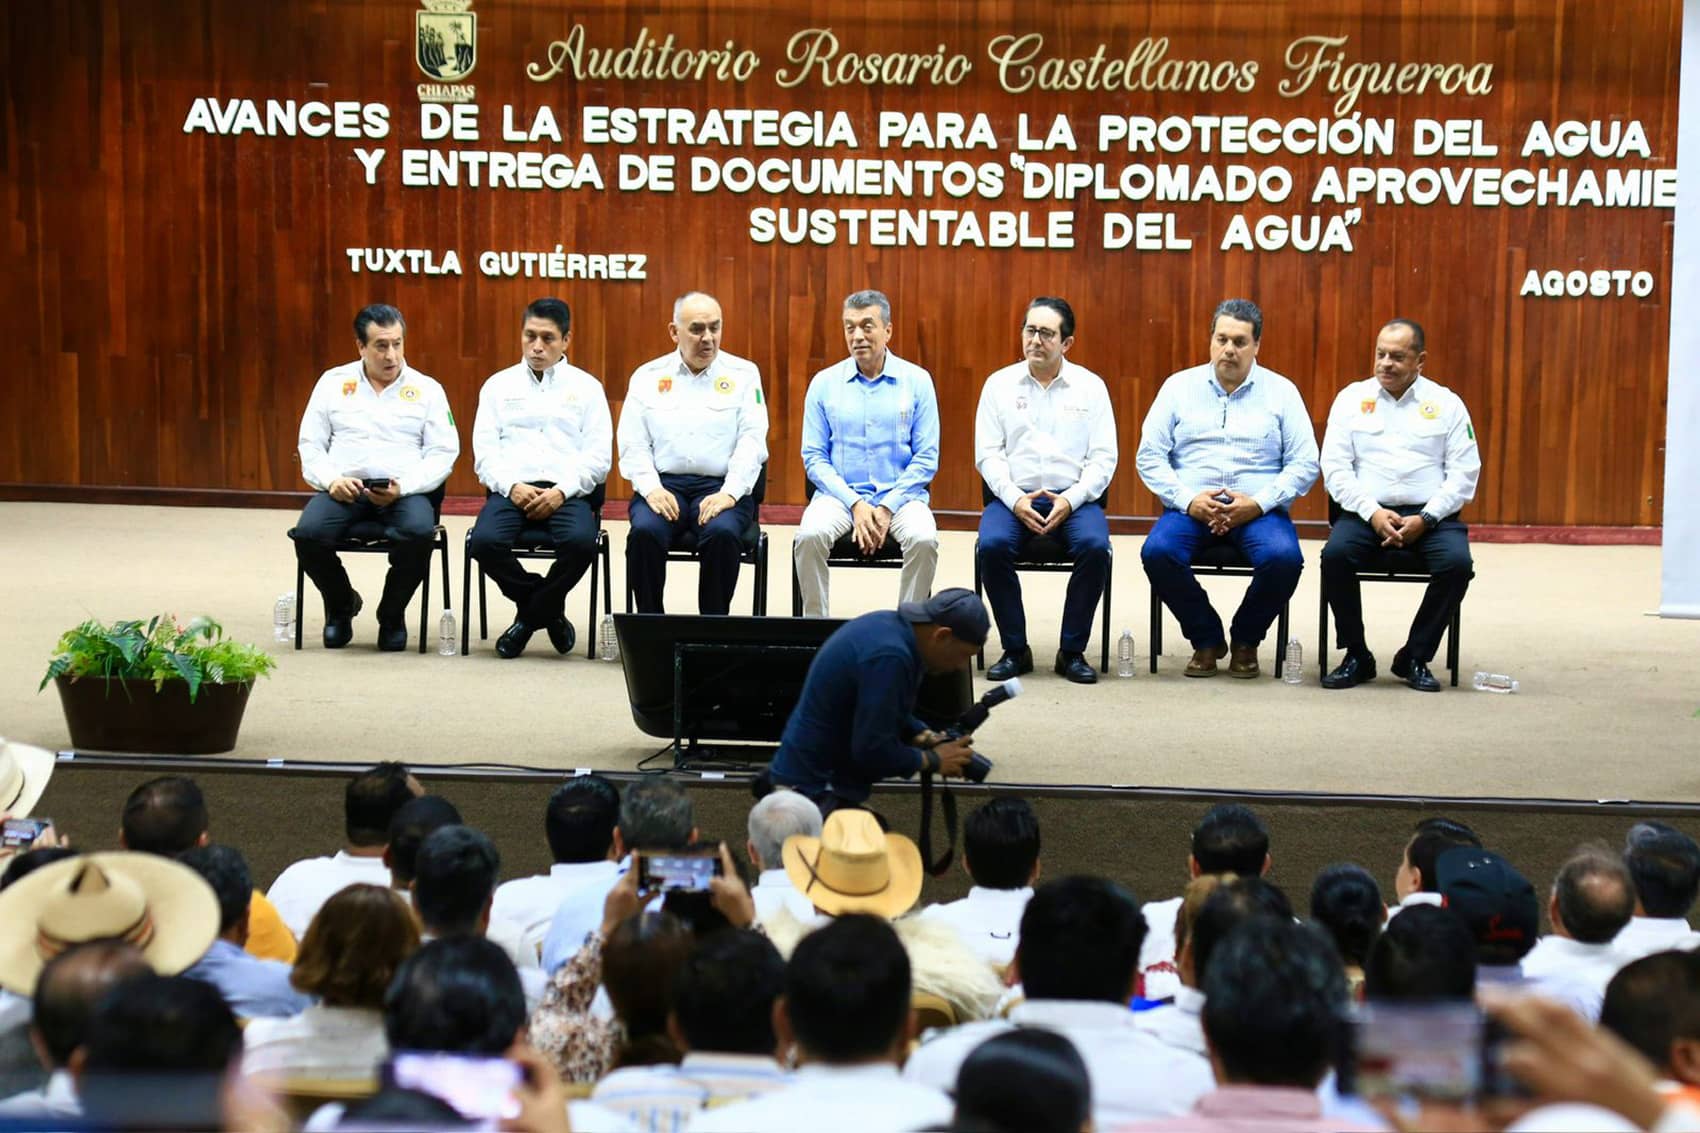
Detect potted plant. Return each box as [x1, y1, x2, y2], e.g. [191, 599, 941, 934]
[39, 615, 277, 754]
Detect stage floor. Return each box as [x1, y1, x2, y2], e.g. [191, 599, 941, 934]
[4, 502, 1697, 802]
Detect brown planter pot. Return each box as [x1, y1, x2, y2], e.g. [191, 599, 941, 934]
[54, 675, 253, 755]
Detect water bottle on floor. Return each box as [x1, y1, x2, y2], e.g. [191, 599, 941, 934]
[1116, 629, 1135, 678]
[599, 613, 620, 662]
[272, 593, 295, 643]
[1282, 637, 1303, 684]
[437, 609, 457, 656]
[1472, 671, 1518, 693]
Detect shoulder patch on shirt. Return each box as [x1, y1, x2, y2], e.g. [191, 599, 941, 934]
[1360, 399, 1375, 414]
[1419, 401, 1439, 420]
[400, 385, 421, 403]
[341, 381, 357, 397]
[1466, 422, 1475, 440]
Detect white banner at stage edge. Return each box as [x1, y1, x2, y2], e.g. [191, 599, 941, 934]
[1664, 0, 1700, 617]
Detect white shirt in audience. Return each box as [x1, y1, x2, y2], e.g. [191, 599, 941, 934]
[305, 1098, 639, 1132]
[1521, 935, 1629, 1022]
[0, 1069, 79, 1119]
[1385, 891, 1444, 920]
[1135, 984, 1208, 1056]
[751, 869, 818, 925]
[1614, 916, 1700, 961]
[242, 1004, 389, 1081]
[541, 859, 637, 973]
[1138, 895, 1184, 1001]
[904, 998, 1215, 1127]
[266, 851, 392, 939]
[592, 1051, 789, 1132]
[688, 1063, 951, 1133]
[920, 886, 1032, 968]
[491, 860, 617, 963]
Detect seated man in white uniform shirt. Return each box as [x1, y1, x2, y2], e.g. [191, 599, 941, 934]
[1319, 318, 1480, 693]
[618, 291, 769, 615]
[1522, 848, 1636, 1021]
[292, 304, 460, 651]
[490, 776, 621, 962]
[1139, 803, 1272, 1002]
[921, 797, 1039, 970]
[1617, 822, 1700, 960]
[468, 297, 612, 659]
[744, 790, 822, 926]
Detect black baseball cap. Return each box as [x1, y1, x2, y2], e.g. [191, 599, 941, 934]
[898, 588, 990, 647]
[1437, 848, 1538, 963]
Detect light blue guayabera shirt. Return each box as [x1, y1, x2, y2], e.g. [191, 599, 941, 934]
[1135, 361, 1320, 515]
[800, 352, 940, 512]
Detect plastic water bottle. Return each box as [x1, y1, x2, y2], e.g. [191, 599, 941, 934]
[1116, 629, 1135, 678]
[1472, 671, 1519, 694]
[437, 609, 457, 656]
[272, 593, 295, 643]
[599, 613, 620, 662]
[1282, 637, 1303, 684]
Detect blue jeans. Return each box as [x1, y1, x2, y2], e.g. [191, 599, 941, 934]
[1141, 508, 1303, 648]
[977, 498, 1110, 654]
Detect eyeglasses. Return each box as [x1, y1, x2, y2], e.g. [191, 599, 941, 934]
[1021, 326, 1059, 342]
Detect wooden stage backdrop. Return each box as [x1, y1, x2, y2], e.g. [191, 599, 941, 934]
[0, 0, 1677, 527]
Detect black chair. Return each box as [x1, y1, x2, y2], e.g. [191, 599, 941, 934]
[1317, 499, 1466, 686]
[290, 487, 451, 655]
[460, 484, 613, 658]
[625, 465, 770, 616]
[789, 481, 910, 616]
[1148, 541, 1290, 679]
[971, 483, 1113, 674]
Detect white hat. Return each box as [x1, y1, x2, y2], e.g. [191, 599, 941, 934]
[0, 739, 54, 819]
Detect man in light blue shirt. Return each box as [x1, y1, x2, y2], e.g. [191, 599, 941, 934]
[179, 846, 311, 1020]
[1136, 299, 1319, 678]
[794, 290, 940, 616]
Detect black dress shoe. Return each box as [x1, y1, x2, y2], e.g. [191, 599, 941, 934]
[1391, 651, 1442, 692]
[495, 619, 535, 659]
[1054, 651, 1098, 684]
[322, 591, 363, 649]
[986, 646, 1034, 681]
[376, 623, 408, 652]
[546, 617, 576, 655]
[1321, 650, 1377, 690]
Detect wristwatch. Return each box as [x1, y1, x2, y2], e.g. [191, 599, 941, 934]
[1419, 510, 1442, 530]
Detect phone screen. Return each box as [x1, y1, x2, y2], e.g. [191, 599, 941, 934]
[637, 851, 722, 892]
[382, 1051, 521, 1122]
[1347, 1002, 1484, 1103]
[1, 818, 50, 849]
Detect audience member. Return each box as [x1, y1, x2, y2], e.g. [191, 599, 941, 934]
[1521, 847, 1636, 1020]
[1125, 919, 1376, 1131]
[949, 1029, 1091, 1133]
[590, 929, 790, 1128]
[0, 845, 76, 1101]
[0, 941, 150, 1121]
[1436, 846, 1538, 982]
[412, 824, 544, 991]
[179, 844, 311, 1019]
[542, 777, 699, 972]
[1602, 950, 1700, 1110]
[905, 875, 1214, 1126]
[921, 797, 1041, 969]
[1134, 873, 1230, 1057]
[1363, 903, 1478, 1000]
[0, 846, 76, 892]
[242, 883, 419, 1081]
[1390, 815, 1483, 913]
[267, 761, 422, 938]
[1618, 821, 1700, 959]
[120, 775, 296, 962]
[491, 775, 622, 958]
[691, 915, 954, 1132]
[75, 974, 244, 1132]
[1309, 863, 1386, 999]
[1140, 803, 1272, 1000]
[745, 790, 823, 924]
[383, 793, 464, 889]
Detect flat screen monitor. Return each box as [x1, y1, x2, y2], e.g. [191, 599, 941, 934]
[614, 614, 973, 745]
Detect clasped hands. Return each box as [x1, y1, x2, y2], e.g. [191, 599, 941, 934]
[1370, 507, 1429, 548]
[1011, 490, 1075, 536]
[509, 482, 567, 520]
[1187, 489, 1262, 535]
[643, 488, 738, 527]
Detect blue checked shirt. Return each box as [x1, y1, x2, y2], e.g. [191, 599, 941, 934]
[1136, 361, 1320, 515]
[800, 351, 939, 512]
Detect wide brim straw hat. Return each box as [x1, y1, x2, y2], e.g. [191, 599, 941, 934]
[0, 739, 55, 819]
[0, 851, 219, 995]
[783, 808, 923, 919]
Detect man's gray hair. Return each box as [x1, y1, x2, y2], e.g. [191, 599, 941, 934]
[618, 778, 695, 852]
[843, 290, 892, 325]
[673, 290, 719, 322]
[747, 790, 823, 870]
[1210, 298, 1263, 342]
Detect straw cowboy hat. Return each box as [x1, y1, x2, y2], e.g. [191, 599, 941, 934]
[0, 852, 219, 996]
[782, 808, 923, 919]
[0, 739, 54, 819]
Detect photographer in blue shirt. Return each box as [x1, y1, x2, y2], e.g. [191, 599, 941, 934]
[768, 590, 987, 814]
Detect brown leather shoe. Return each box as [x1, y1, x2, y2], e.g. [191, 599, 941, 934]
[1184, 644, 1229, 677]
[1227, 643, 1260, 678]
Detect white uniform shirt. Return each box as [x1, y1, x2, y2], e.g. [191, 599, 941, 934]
[688, 1063, 952, 1133]
[751, 869, 821, 926]
[265, 851, 393, 940]
[975, 359, 1118, 513]
[297, 361, 459, 496]
[1135, 985, 1209, 1056]
[1138, 894, 1186, 1001]
[1321, 374, 1480, 522]
[918, 886, 1033, 969]
[472, 359, 613, 499]
[1614, 916, 1700, 961]
[617, 349, 768, 499]
[1521, 935, 1629, 1021]
[491, 860, 621, 965]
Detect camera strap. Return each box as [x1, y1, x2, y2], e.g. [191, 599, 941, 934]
[917, 769, 960, 877]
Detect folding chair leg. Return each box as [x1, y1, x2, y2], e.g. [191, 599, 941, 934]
[972, 540, 985, 671]
[294, 560, 305, 651]
[1099, 550, 1113, 674]
[460, 538, 472, 656]
[1148, 588, 1161, 674]
[418, 558, 431, 654]
[1318, 591, 1330, 680]
[1273, 602, 1288, 679]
